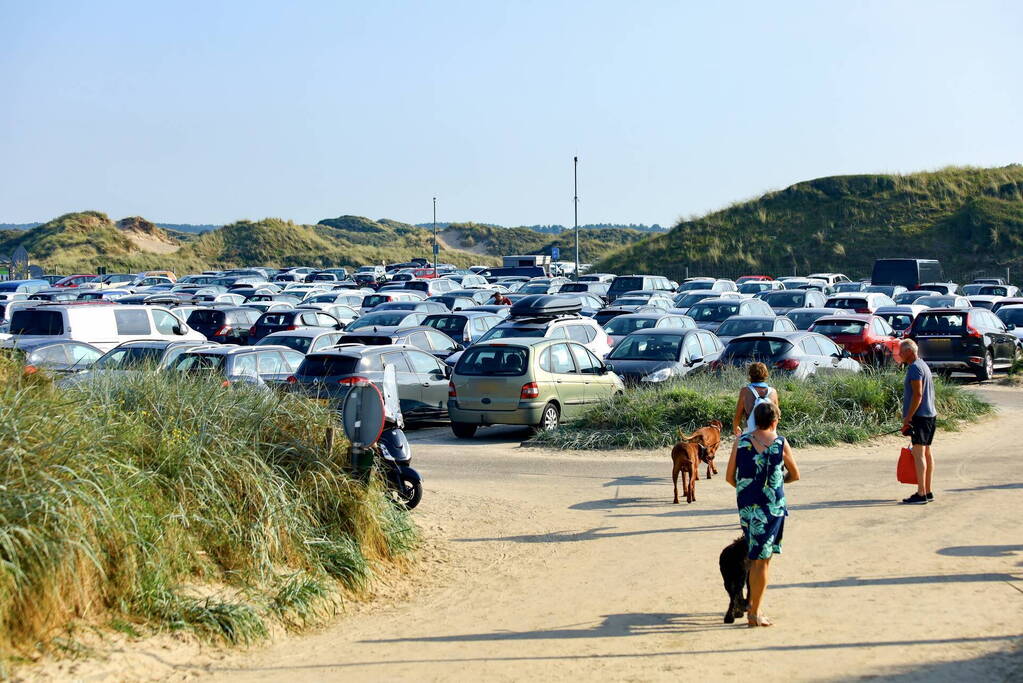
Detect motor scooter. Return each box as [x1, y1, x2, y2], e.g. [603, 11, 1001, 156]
[376, 420, 423, 509]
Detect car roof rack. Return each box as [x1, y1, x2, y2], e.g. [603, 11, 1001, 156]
[508, 295, 582, 319]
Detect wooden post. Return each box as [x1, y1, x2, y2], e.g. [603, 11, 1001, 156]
[324, 426, 335, 456]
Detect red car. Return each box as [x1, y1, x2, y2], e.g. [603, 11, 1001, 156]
[809, 314, 903, 365]
[53, 274, 98, 288]
[411, 268, 439, 279]
[736, 275, 774, 284]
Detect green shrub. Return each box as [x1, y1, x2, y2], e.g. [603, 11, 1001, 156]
[0, 360, 414, 661]
[532, 367, 991, 450]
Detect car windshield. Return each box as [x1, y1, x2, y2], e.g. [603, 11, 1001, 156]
[761, 292, 806, 307]
[688, 303, 739, 322]
[95, 346, 165, 369]
[979, 286, 1009, 296]
[172, 353, 226, 373]
[865, 286, 899, 296]
[346, 312, 409, 329]
[609, 276, 644, 293]
[961, 284, 985, 295]
[604, 317, 659, 335]
[424, 315, 467, 335]
[674, 293, 714, 307]
[258, 313, 295, 326]
[520, 284, 549, 294]
[362, 295, 391, 308]
[614, 297, 649, 307]
[721, 338, 793, 361]
[880, 314, 915, 331]
[477, 325, 546, 341]
[895, 291, 930, 304]
[738, 282, 771, 294]
[677, 280, 714, 292]
[455, 346, 529, 376]
[297, 355, 359, 377]
[834, 283, 864, 292]
[997, 308, 1023, 325]
[828, 298, 867, 310]
[258, 335, 312, 353]
[786, 311, 828, 330]
[717, 319, 774, 336]
[608, 333, 682, 361]
[812, 321, 866, 336]
[913, 313, 966, 334]
[914, 296, 955, 308]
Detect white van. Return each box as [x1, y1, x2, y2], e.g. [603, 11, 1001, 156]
[3, 303, 206, 352]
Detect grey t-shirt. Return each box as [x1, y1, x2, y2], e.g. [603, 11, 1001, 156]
[903, 358, 937, 419]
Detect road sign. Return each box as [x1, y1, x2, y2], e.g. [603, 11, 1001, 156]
[340, 381, 385, 448]
[551, 247, 560, 261]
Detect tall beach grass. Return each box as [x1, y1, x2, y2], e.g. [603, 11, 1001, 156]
[532, 367, 992, 450]
[0, 358, 414, 664]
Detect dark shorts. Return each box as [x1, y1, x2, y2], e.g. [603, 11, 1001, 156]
[910, 415, 937, 446]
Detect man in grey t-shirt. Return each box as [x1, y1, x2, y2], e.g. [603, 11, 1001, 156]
[900, 339, 937, 505]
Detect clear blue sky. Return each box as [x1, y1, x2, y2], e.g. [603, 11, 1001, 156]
[1, 1, 1020, 227]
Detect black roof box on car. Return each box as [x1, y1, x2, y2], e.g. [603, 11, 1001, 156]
[509, 294, 582, 319]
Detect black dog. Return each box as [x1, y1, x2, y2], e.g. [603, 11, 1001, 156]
[719, 536, 750, 623]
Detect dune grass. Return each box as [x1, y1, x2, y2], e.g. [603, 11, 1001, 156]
[532, 367, 992, 450]
[0, 359, 415, 666]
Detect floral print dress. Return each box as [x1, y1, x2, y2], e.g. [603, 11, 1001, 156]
[734, 434, 788, 560]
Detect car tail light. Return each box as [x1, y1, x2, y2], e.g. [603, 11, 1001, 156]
[775, 358, 800, 371]
[213, 326, 230, 336]
[286, 325, 298, 331]
[520, 382, 540, 399]
[855, 308, 870, 314]
[448, 381, 457, 398]
[338, 376, 370, 385]
[968, 356, 983, 364]
[221, 380, 231, 387]
[249, 326, 257, 336]
[286, 375, 297, 385]
[606, 335, 614, 347]
[966, 323, 983, 338]
[23, 365, 38, 375]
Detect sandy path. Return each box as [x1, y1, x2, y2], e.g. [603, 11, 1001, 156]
[196, 384, 1022, 682]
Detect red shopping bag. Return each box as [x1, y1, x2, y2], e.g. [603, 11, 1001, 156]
[897, 446, 918, 485]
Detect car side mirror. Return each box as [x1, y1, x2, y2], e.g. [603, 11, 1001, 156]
[841, 349, 852, 358]
[172, 324, 185, 335]
[1007, 323, 1016, 331]
[443, 365, 452, 378]
[688, 356, 703, 367]
[453, 342, 464, 351]
[603, 361, 614, 373]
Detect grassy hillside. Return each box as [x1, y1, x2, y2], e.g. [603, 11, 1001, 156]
[1, 213, 498, 274]
[442, 222, 648, 263]
[595, 165, 1023, 280]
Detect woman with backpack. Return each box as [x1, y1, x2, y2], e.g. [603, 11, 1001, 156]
[732, 362, 780, 436]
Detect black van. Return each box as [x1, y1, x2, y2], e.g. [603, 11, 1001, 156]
[871, 259, 944, 291]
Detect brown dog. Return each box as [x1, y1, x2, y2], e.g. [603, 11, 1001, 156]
[681, 420, 723, 479]
[671, 420, 724, 504]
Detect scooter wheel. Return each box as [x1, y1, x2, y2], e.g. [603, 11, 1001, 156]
[394, 473, 423, 509]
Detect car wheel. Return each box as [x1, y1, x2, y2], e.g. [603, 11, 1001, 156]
[533, 402, 560, 433]
[451, 422, 478, 439]
[975, 351, 994, 382]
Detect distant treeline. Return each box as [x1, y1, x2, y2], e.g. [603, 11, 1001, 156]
[0, 223, 42, 231]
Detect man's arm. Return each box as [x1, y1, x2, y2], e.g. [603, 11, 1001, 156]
[903, 379, 923, 429]
[725, 440, 739, 487]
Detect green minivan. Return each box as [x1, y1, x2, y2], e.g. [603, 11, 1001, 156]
[447, 337, 623, 438]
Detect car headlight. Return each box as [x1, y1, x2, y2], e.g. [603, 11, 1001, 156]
[641, 367, 673, 383]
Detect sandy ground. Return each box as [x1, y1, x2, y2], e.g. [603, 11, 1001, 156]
[26, 385, 1023, 681]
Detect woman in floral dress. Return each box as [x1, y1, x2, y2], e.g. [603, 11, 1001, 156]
[725, 401, 801, 627]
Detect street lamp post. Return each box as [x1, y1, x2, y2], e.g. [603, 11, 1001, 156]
[432, 196, 437, 275]
[574, 156, 579, 280]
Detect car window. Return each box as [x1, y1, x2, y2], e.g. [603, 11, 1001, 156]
[800, 336, 823, 355]
[257, 351, 284, 375]
[548, 343, 577, 373]
[569, 343, 602, 375]
[816, 335, 840, 356]
[698, 332, 720, 356]
[152, 309, 180, 335]
[567, 325, 589, 342]
[68, 343, 102, 364]
[407, 350, 444, 374]
[231, 353, 258, 377]
[775, 318, 795, 331]
[114, 309, 152, 335]
[426, 330, 458, 351]
[548, 325, 568, 339]
[30, 345, 69, 365]
[316, 313, 336, 327]
[683, 334, 703, 361]
[381, 351, 412, 372]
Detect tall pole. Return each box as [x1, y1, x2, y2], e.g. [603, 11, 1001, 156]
[432, 196, 437, 275]
[573, 156, 579, 280]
